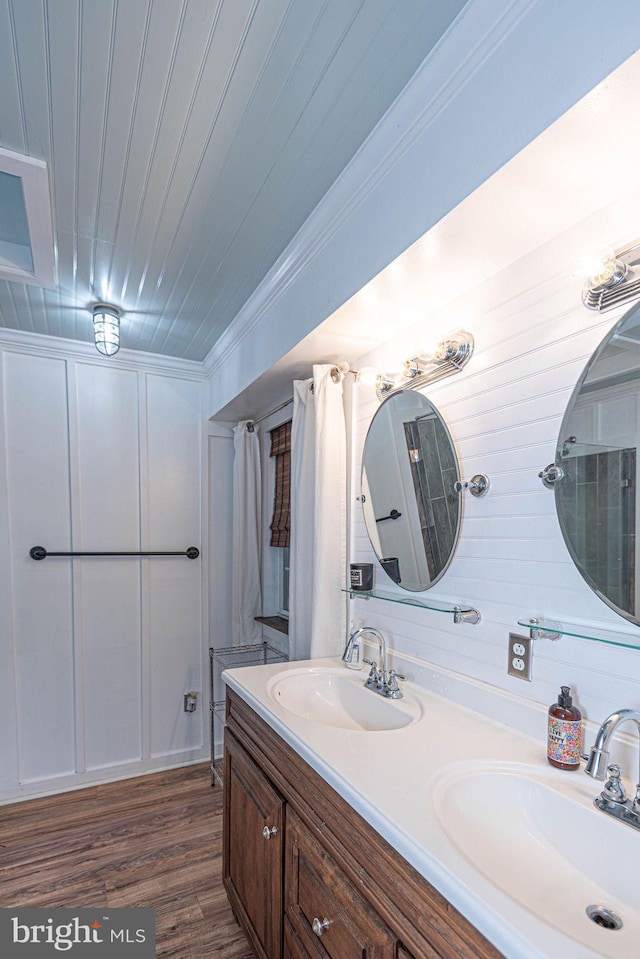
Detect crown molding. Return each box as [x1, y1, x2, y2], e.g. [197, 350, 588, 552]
[202, 0, 537, 382]
[0, 326, 205, 379]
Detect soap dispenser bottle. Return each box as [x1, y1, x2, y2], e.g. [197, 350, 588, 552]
[547, 685, 582, 770]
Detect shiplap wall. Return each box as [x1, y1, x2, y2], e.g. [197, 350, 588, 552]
[348, 220, 640, 729]
[0, 339, 206, 802]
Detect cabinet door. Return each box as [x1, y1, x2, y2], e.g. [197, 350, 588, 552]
[285, 808, 396, 959]
[223, 729, 284, 959]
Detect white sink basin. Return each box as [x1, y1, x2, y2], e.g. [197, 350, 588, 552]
[432, 763, 640, 956]
[266, 666, 422, 731]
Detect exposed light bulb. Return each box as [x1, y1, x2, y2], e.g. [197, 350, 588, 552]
[573, 244, 620, 283]
[381, 365, 404, 385]
[356, 366, 379, 389]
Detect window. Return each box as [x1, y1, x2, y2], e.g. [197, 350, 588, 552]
[269, 420, 291, 621]
[269, 421, 291, 547]
[280, 547, 290, 617]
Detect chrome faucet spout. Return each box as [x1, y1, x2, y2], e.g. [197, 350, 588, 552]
[342, 627, 402, 698]
[585, 708, 640, 782]
[343, 626, 386, 670]
[585, 708, 640, 833]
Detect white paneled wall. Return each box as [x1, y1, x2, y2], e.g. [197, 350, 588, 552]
[0, 341, 205, 802]
[348, 217, 640, 730]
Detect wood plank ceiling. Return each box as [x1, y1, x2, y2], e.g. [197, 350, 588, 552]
[0, 0, 467, 361]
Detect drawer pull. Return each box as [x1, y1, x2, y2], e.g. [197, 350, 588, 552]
[262, 824, 278, 840]
[312, 917, 331, 937]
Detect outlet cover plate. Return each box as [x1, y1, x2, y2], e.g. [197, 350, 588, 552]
[508, 632, 532, 681]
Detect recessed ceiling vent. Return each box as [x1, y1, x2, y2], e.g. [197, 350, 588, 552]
[0, 146, 54, 289]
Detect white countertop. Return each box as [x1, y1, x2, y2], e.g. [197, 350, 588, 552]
[223, 653, 639, 959]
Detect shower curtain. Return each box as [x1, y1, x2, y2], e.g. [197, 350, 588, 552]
[231, 420, 263, 647]
[289, 364, 347, 660]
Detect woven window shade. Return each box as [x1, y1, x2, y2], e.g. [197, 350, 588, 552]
[269, 420, 292, 547]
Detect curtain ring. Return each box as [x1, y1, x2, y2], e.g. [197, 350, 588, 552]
[246, 421, 255, 432]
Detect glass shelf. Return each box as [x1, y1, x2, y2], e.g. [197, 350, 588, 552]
[342, 588, 480, 624]
[517, 617, 640, 651]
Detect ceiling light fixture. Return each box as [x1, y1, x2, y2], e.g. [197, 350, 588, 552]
[92, 303, 121, 356]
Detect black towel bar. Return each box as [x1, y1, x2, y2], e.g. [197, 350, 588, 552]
[29, 546, 200, 561]
[375, 509, 402, 523]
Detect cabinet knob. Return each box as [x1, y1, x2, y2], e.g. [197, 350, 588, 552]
[312, 917, 331, 937]
[262, 824, 278, 840]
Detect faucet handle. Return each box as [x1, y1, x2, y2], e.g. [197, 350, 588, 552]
[387, 669, 406, 681]
[363, 659, 380, 683]
[602, 764, 627, 805]
[385, 670, 406, 699]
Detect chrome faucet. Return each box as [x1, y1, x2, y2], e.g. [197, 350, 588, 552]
[342, 627, 405, 699]
[585, 708, 640, 831]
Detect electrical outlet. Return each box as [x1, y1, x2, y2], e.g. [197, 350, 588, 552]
[184, 691, 198, 713]
[507, 633, 532, 681]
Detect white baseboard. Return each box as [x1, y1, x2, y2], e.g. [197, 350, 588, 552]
[0, 747, 210, 806]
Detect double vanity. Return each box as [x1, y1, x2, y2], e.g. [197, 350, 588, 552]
[219, 279, 640, 959]
[222, 653, 640, 959]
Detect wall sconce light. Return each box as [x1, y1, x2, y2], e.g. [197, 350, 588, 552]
[355, 330, 474, 399]
[92, 303, 121, 356]
[354, 367, 398, 392]
[581, 240, 640, 311]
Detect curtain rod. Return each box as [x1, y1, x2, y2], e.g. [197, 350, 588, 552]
[246, 397, 293, 430]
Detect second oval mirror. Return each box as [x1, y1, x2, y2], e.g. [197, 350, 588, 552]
[556, 301, 640, 626]
[361, 390, 461, 591]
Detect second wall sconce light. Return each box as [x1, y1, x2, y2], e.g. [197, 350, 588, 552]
[582, 239, 640, 312]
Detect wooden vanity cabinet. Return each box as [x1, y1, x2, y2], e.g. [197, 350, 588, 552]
[285, 806, 396, 959]
[223, 729, 284, 959]
[223, 688, 504, 959]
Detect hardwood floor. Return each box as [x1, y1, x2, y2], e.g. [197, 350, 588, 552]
[0, 763, 254, 958]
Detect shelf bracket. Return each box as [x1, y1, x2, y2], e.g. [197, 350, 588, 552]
[527, 618, 561, 641]
[453, 607, 481, 625]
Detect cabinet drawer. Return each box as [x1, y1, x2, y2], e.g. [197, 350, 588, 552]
[285, 808, 396, 959]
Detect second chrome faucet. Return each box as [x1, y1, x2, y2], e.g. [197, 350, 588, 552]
[342, 626, 405, 699]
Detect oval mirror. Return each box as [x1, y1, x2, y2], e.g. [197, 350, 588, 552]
[361, 390, 461, 591]
[556, 302, 640, 625]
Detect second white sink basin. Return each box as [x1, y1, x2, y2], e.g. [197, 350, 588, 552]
[432, 762, 640, 957]
[266, 666, 422, 731]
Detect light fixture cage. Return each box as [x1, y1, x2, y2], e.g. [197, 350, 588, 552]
[92, 303, 121, 356]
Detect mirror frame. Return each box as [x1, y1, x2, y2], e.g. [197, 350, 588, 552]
[361, 389, 462, 592]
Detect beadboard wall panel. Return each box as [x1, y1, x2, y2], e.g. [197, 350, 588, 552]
[145, 373, 203, 760]
[0, 345, 206, 802]
[348, 223, 640, 730]
[72, 363, 142, 771]
[208, 425, 235, 655]
[3, 352, 76, 784]
[0, 358, 18, 793]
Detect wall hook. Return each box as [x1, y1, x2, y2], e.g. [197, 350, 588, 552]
[454, 474, 490, 497]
